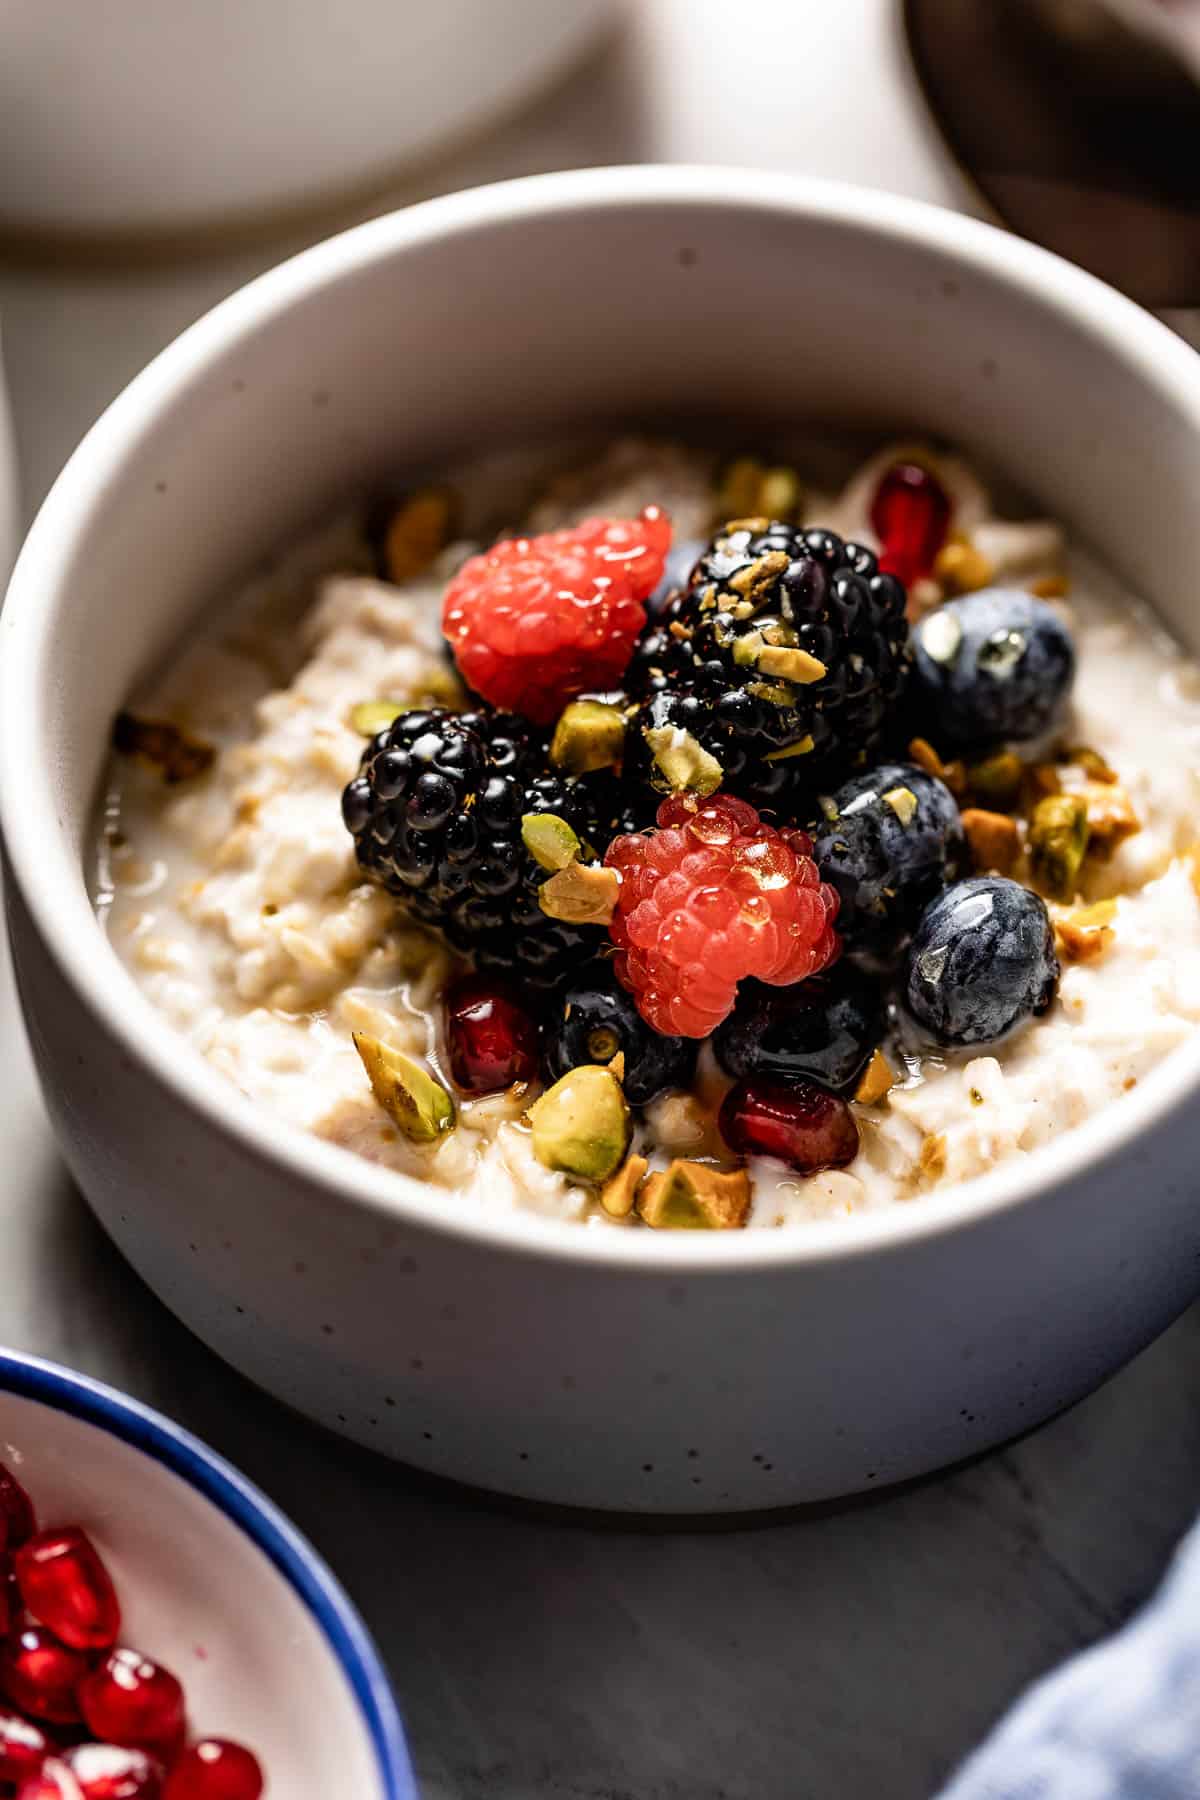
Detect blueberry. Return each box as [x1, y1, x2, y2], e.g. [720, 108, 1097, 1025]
[542, 965, 698, 1106]
[648, 536, 704, 613]
[812, 763, 967, 957]
[904, 877, 1060, 1047]
[910, 588, 1075, 749]
[713, 964, 883, 1095]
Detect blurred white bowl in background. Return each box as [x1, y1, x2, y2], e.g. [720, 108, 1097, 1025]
[0, 338, 18, 585]
[0, 0, 614, 240]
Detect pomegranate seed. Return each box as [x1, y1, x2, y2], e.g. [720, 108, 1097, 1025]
[162, 1741, 263, 1800]
[0, 1705, 50, 1781]
[0, 1626, 88, 1722]
[869, 461, 951, 588]
[718, 1076, 859, 1173]
[16, 1760, 84, 1800]
[0, 1464, 37, 1548]
[62, 1743, 164, 1800]
[445, 977, 538, 1094]
[79, 1649, 185, 1758]
[15, 1529, 120, 1651]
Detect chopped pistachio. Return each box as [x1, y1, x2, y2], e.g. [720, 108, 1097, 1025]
[349, 699, 406, 737]
[353, 1034, 454, 1142]
[961, 807, 1021, 875]
[549, 700, 626, 775]
[933, 538, 995, 596]
[1026, 762, 1062, 802]
[528, 1065, 630, 1183]
[732, 629, 766, 668]
[112, 712, 215, 784]
[881, 785, 918, 826]
[966, 749, 1023, 810]
[1079, 781, 1139, 858]
[728, 551, 791, 605]
[599, 1153, 648, 1219]
[1063, 745, 1118, 785]
[756, 645, 827, 685]
[908, 736, 968, 798]
[538, 861, 619, 926]
[714, 456, 803, 525]
[765, 735, 815, 762]
[637, 1159, 751, 1230]
[521, 812, 581, 872]
[644, 724, 724, 796]
[758, 466, 804, 522]
[854, 1048, 896, 1107]
[1054, 898, 1117, 964]
[1029, 793, 1090, 899]
[1030, 573, 1070, 599]
[746, 681, 796, 707]
[382, 486, 454, 584]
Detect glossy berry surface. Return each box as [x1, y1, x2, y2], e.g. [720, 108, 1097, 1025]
[0, 1463, 36, 1548]
[648, 535, 703, 613]
[343, 708, 607, 988]
[542, 963, 698, 1105]
[16, 1762, 80, 1800]
[0, 1625, 88, 1722]
[79, 1648, 185, 1757]
[910, 588, 1075, 749]
[628, 522, 910, 799]
[904, 877, 1060, 1046]
[445, 977, 539, 1093]
[713, 964, 883, 1095]
[162, 1740, 263, 1800]
[869, 460, 951, 587]
[718, 1077, 860, 1173]
[62, 1743, 165, 1799]
[604, 793, 841, 1037]
[15, 1527, 120, 1651]
[0, 1706, 49, 1782]
[441, 509, 671, 723]
[812, 762, 967, 957]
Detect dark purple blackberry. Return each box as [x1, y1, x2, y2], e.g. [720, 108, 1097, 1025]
[626, 521, 910, 807]
[341, 708, 608, 986]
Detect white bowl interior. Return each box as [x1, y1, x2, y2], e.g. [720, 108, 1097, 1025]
[0, 1391, 384, 1797]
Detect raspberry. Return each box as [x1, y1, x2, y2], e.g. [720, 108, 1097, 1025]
[442, 509, 671, 724]
[604, 794, 841, 1038]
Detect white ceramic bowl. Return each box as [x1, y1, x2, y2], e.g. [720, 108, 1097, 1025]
[0, 0, 612, 239]
[0, 1348, 412, 1795]
[4, 168, 1200, 1515]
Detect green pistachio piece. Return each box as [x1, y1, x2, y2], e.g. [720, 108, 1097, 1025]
[353, 1034, 455, 1142]
[967, 749, 1023, 810]
[528, 1065, 631, 1183]
[881, 785, 918, 826]
[549, 700, 626, 775]
[521, 813, 581, 872]
[1029, 793, 1090, 900]
[636, 1159, 752, 1230]
[349, 700, 406, 737]
[644, 725, 724, 796]
[538, 861, 619, 925]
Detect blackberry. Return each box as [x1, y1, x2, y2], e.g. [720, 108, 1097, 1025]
[341, 708, 608, 986]
[812, 762, 967, 959]
[627, 521, 910, 806]
[904, 877, 1059, 1047]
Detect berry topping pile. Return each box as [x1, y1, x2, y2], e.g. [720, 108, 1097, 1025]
[0, 1461, 263, 1799]
[604, 794, 840, 1037]
[341, 448, 1089, 1226]
[441, 508, 671, 723]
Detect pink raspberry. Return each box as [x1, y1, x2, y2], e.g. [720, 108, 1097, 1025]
[604, 794, 841, 1038]
[442, 508, 671, 725]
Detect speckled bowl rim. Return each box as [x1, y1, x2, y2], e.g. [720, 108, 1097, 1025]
[0, 1346, 415, 1796]
[4, 165, 1200, 1274]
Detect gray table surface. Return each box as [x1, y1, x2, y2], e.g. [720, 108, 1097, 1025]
[3, 11, 1199, 1796]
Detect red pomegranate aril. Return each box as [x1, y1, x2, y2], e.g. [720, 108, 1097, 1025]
[718, 1076, 860, 1174]
[162, 1741, 263, 1800]
[445, 977, 539, 1094]
[79, 1649, 185, 1758]
[869, 460, 951, 588]
[0, 1625, 89, 1722]
[0, 1463, 37, 1549]
[0, 1705, 51, 1781]
[16, 1760, 85, 1800]
[62, 1743, 164, 1800]
[15, 1528, 120, 1651]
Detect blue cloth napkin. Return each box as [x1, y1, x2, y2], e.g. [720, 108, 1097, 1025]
[940, 1519, 1200, 1798]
